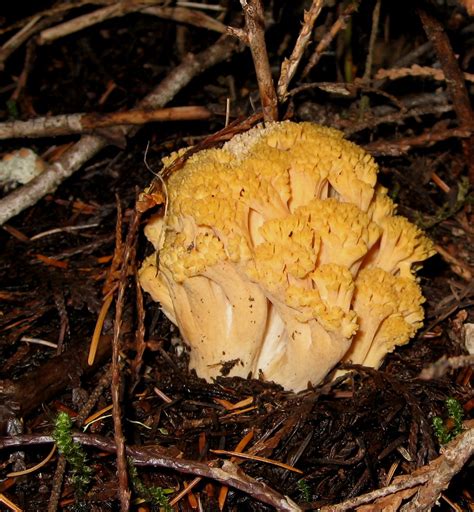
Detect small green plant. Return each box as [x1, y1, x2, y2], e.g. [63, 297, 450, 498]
[432, 397, 464, 445]
[128, 459, 174, 510]
[297, 478, 311, 502]
[53, 412, 92, 496]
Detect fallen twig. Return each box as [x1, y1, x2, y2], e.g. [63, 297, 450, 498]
[110, 204, 142, 511]
[239, 0, 278, 122]
[318, 425, 474, 511]
[0, 106, 212, 140]
[344, 104, 453, 136]
[0, 15, 52, 71]
[0, 35, 241, 226]
[47, 456, 66, 512]
[37, 1, 163, 44]
[418, 7, 474, 184]
[301, 1, 359, 78]
[362, 0, 381, 82]
[364, 127, 472, 156]
[142, 6, 227, 34]
[38, 3, 227, 44]
[0, 434, 302, 512]
[277, 0, 324, 100]
[375, 64, 474, 84]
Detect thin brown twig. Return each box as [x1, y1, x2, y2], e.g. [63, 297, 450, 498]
[38, 3, 227, 44]
[37, 1, 163, 44]
[343, 104, 453, 136]
[239, 0, 279, 122]
[47, 456, 66, 512]
[375, 64, 474, 83]
[0, 35, 241, 226]
[363, 127, 472, 156]
[10, 40, 36, 105]
[277, 0, 325, 100]
[0, 16, 53, 71]
[418, 7, 474, 184]
[318, 425, 474, 512]
[142, 6, 227, 34]
[0, 0, 104, 37]
[362, 0, 381, 82]
[110, 204, 142, 511]
[0, 106, 213, 140]
[301, 1, 359, 78]
[0, 434, 301, 512]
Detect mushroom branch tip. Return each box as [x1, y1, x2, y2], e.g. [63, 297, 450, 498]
[139, 121, 435, 391]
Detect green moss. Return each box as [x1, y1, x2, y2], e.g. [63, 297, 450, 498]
[128, 459, 174, 510]
[53, 412, 92, 496]
[432, 397, 464, 445]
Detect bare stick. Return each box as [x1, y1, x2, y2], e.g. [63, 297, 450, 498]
[39, 4, 226, 44]
[302, 1, 359, 78]
[318, 425, 474, 511]
[375, 64, 474, 83]
[0, 434, 301, 512]
[0, 16, 47, 71]
[277, 0, 324, 100]
[418, 7, 474, 184]
[364, 127, 472, 157]
[240, 0, 278, 122]
[362, 0, 381, 82]
[38, 2, 160, 44]
[47, 456, 67, 512]
[0, 35, 240, 226]
[0, 106, 212, 140]
[110, 207, 142, 511]
[142, 6, 227, 34]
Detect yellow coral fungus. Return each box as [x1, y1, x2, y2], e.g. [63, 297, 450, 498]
[139, 121, 434, 391]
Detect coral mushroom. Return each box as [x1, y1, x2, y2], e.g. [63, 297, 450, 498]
[139, 121, 434, 391]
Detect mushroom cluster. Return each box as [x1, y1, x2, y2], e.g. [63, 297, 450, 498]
[139, 121, 434, 391]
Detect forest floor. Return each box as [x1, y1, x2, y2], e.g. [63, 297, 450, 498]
[0, 1, 473, 511]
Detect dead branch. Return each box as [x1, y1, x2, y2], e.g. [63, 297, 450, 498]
[47, 457, 66, 512]
[375, 64, 474, 83]
[10, 40, 36, 104]
[301, 1, 359, 78]
[277, 0, 324, 100]
[142, 6, 227, 34]
[110, 206, 141, 511]
[318, 425, 474, 511]
[0, 35, 241, 226]
[362, 0, 381, 81]
[38, 3, 227, 44]
[0, 106, 212, 140]
[418, 7, 474, 184]
[364, 127, 472, 156]
[0, 434, 302, 512]
[38, 1, 161, 44]
[239, 0, 279, 122]
[344, 104, 453, 137]
[0, 16, 54, 71]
